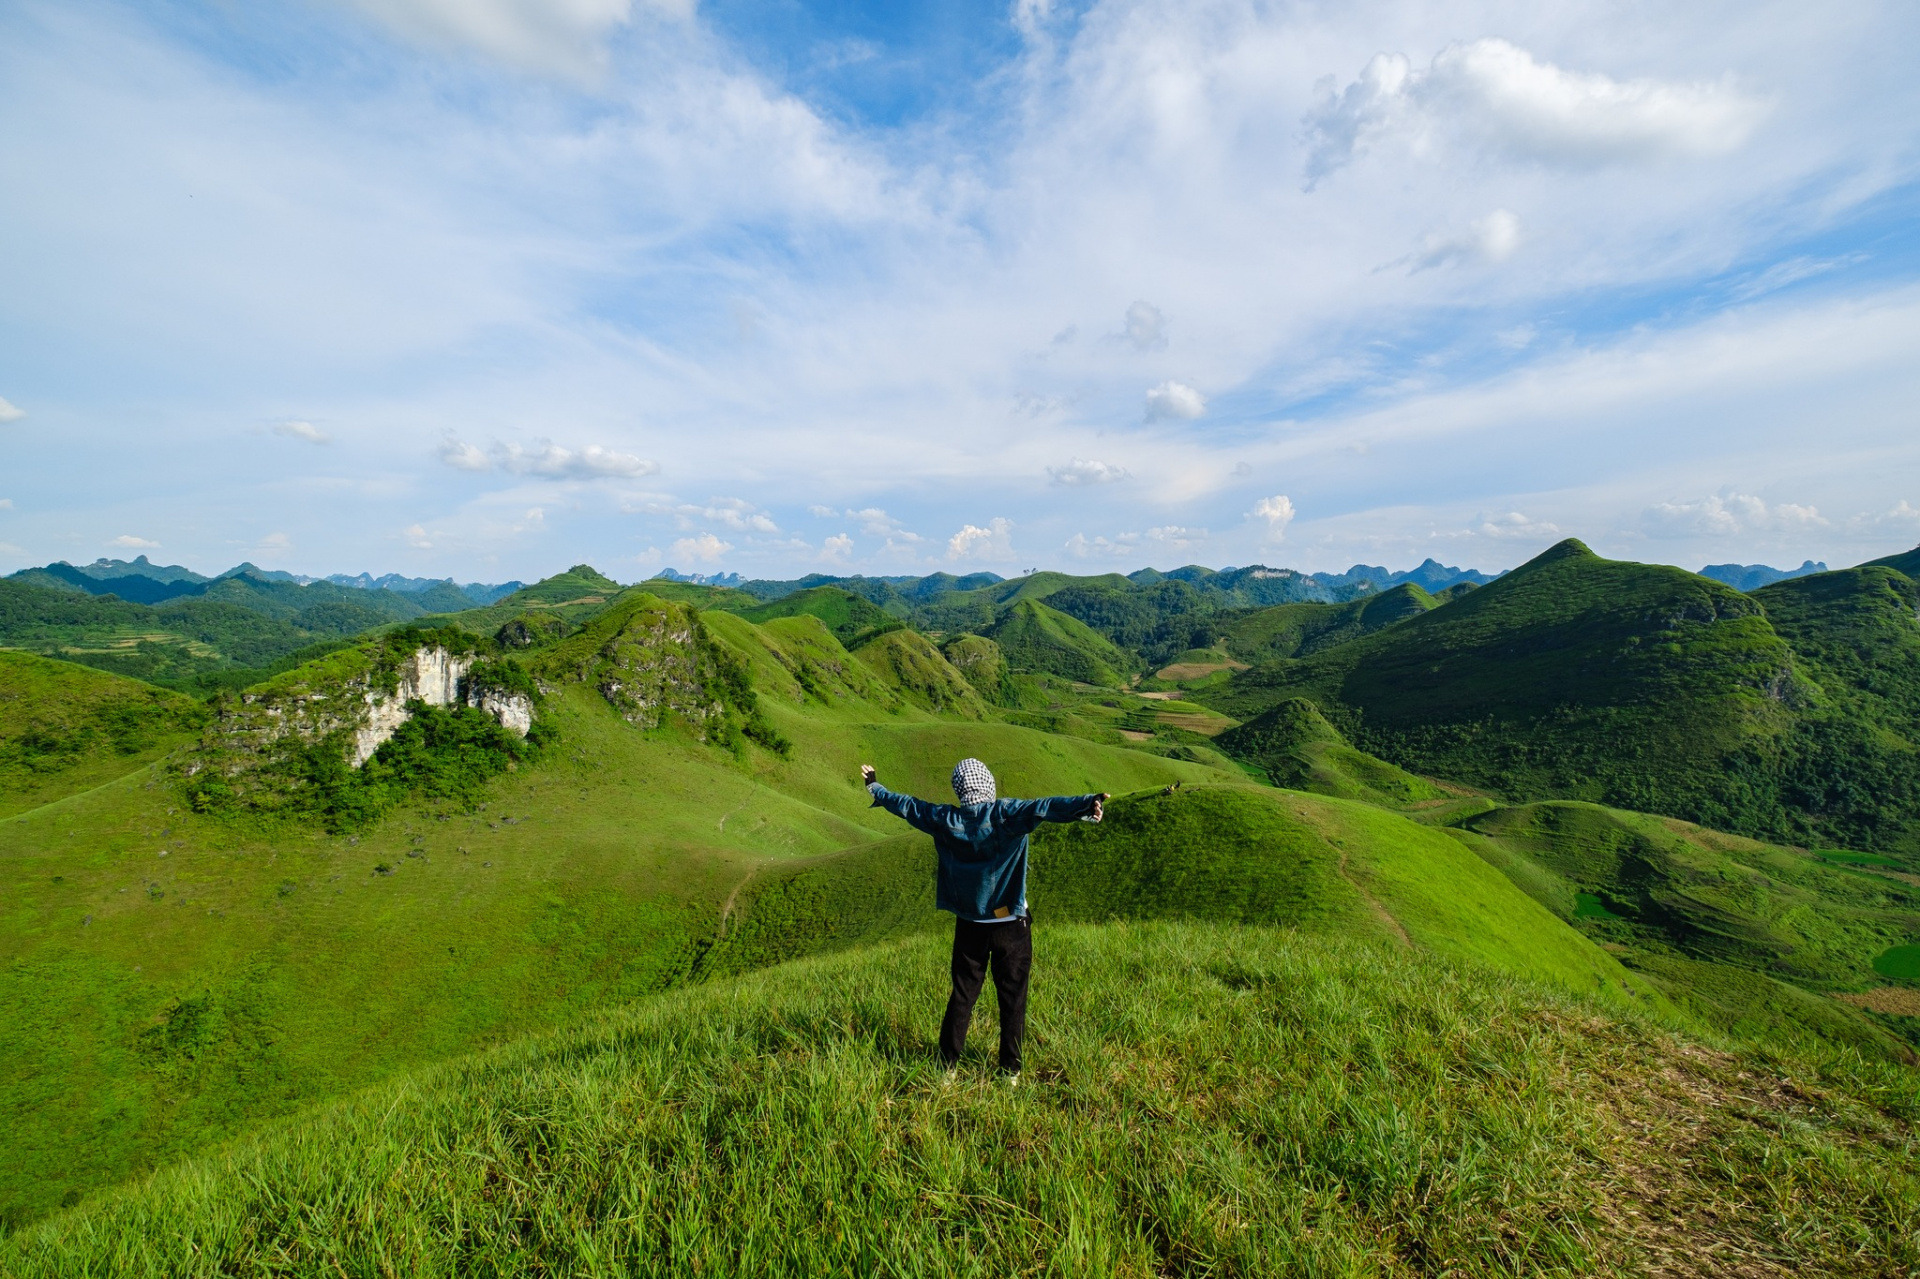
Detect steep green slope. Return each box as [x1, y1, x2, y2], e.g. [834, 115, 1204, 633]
[1214, 697, 1489, 823]
[736, 585, 893, 643]
[985, 598, 1135, 686]
[0, 608, 1226, 1224]
[1865, 543, 1920, 577]
[12, 922, 1916, 1278]
[848, 627, 987, 717]
[939, 633, 1009, 703]
[1219, 581, 1438, 664]
[0, 654, 207, 818]
[1747, 566, 1920, 853]
[1452, 801, 1920, 1059]
[1198, 539, 1806, 837]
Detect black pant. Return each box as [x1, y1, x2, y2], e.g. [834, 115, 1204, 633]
[940, 915, 1032, 1072]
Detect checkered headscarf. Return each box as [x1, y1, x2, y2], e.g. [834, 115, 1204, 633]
[951, 758, 996, 806]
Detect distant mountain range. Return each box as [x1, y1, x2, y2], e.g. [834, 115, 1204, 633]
[668, 556, 1500, 608]
[8, 555, 521, 609]
[1696, 560, 1828, 591]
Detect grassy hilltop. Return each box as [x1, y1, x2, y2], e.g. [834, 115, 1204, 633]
[1194, 538, 1920, 860]
[4, 549, 1920, 1271]
[8, 922, 1919, 1277]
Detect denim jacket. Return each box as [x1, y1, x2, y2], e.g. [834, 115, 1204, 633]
[867, 783, 1100, 920]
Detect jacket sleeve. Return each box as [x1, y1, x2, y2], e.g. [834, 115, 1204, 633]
[1000, 794, 1100, 833]
[868, 783, 949, 836]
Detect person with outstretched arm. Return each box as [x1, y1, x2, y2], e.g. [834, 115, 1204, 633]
[860, 757, 1108, 1084]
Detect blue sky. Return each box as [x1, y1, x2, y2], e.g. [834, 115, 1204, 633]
[2, 0, 1918, 583]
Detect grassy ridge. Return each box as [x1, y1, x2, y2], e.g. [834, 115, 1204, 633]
[0, 653, 207, 818]
[0, 637, 1228, 1227]
[9, 922, 1917, 1276]
[1197, 540, 1811, 837]
[1217, 581, 1438, 665]
[986, 598, 1136, 687]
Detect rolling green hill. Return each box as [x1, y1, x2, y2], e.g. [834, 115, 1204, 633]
[0, 603, 1230, 1224]
[1451, 801, 1920, 1059]
[736, 585, 893, 643]
[1196, 539, 1838, 844]
[1217, 581, 1440, 665]
[0, 653, 207, 818]
[7, 548, 1920, 1264]
[1865, 542, 1920, 577]
[985, 598, 1135, 687]
[0, 580, 359, 692]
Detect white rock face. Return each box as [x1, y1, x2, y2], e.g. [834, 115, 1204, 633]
[470, 689, 534, 738]
[350, 647, 477, 767]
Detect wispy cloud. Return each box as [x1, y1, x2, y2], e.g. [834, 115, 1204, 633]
[1304, 38, 1764, 185]
[110, 534, 160, 549]
[0, 397, 24, 423]
[274, 419, 330, 444]
[1048, 458, 1130, 486]
[438, 437, 660, 480]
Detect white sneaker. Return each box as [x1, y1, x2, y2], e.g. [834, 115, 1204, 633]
[1005, 1072, 1020, 1089]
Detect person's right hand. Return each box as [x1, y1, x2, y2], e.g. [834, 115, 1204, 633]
[1092, 792, 1110, 822]
[860, 764, 877, 786]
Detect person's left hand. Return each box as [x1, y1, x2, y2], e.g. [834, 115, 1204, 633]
[1092, 792, 1109, 822]
[860, 764, 877, 785]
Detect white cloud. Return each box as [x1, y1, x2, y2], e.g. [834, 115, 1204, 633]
[948, 517, 1014, 562]
[110, 534, 160, 549]
[807, 504, 838, 518]
[1144, 381, 1206, 422]
[1252, 495, 1295, 540]
[437, 437, 492, 471]
[1642, 492, 1826, 538]
[1407, 209, 1521, 272]
[336, 0, 676, 79]
[0, 397, 23, 423]
[1146, 525, 1205, 549]
[1048, 458, 1130, 486]
[1065, 531, 1132, 558]
[256, 531, 292, 551]
[0, 498, 12, 509]
[1474, 512, 1560, 540]
[1122, 301, 1166, 351]
[680, 497, 777, 532]
[821, 532, 853, 562]
[1304, 38, 1763, 184]
[498, 441, 661, 480]
[403, 523, 433, 548]
[274, 419, 330, 444]
[671, 531, 733, 563]
[438, 437, 660, 480]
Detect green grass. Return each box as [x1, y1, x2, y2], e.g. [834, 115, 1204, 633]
[9, 921, 1919, 1276]
[0, 606, 1233, 1226]
[735, 586, 894, 643]
[1874, 946, 1920, 981]
[1453, 800, 1920, 1058]
[0, 653, 206, 818]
